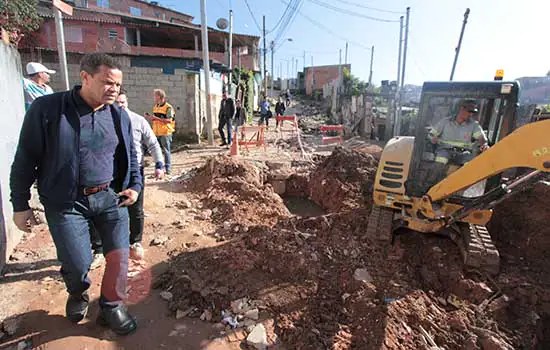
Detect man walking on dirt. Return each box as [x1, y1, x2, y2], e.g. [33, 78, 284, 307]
[90, 89, 164, 266]
[218, 91, 235, 146]
[10, 53, 141, 335]
[23, 62, 56, 110]
[146, 89, 175, 176]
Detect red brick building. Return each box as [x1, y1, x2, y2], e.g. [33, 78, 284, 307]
[21, 0, 260, 72]
[304, 64, 351, 96]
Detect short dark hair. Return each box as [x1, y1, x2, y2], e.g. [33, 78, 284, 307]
[79, 53, 121, 75]
[119, 87, 127, 96]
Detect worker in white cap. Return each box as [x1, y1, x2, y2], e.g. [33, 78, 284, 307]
[23, 62, 56, 110]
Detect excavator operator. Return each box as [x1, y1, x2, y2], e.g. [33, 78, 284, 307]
[428, 99, 489, 184]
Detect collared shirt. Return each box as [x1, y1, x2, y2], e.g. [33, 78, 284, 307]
[23, 78, 53, 110]
[73, 90, 120, 187]
[430, 116, 487, 149]
[126, 108, 163, 167]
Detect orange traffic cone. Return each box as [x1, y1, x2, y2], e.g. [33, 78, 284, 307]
[230, 130, 239, 156]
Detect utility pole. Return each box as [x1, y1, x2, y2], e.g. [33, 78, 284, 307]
[311, 56, 315, 95]
[200, 0, 214, 144]
[339, 48, 343, 88]
[53, 2, 70, 90]
[345, 42, 348, 64]
[394, 16, 404, 138]
[450, 8, 470, 81]
[270, 41, 275, 97]
[303, 51, 306, 71]
[295, 58, 298, 88]
[368, 45, 374, 86]
[228, 9, 233, 93]
[401, 7, 410, 89]
[262, 15, 267, 96]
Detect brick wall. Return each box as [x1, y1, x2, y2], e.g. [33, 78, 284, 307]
[305, 64, 351, 96]
[88, 0, 193, 23]
[19, 53, 224, 142]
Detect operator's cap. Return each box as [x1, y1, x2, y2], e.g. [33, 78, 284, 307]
[26, 62, 56, 75]
[460, 99, 479, 113]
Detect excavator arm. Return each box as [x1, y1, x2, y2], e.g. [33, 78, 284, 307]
[427, 119, 550, 202]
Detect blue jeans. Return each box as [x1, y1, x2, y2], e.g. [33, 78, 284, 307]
[157, 135, 172, 173]
[218, 117, 233, 144]
[45, 188, 130, 308]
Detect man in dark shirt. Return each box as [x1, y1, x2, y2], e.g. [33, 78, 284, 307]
[10, 53, 141, 335]
[218, 91, 235, 146]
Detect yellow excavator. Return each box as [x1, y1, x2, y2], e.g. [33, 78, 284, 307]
[368, 81, 550, 274]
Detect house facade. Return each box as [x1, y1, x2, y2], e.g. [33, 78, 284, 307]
[18, 0, 261, 141]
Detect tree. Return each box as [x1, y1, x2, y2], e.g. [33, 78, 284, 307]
[342, 67, 369, 96]
[0, 0, 41, 46]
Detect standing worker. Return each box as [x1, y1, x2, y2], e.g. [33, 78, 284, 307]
[23, 62, 56, 110]
[218, 91, 235, 146]
[259, 96, 271, 128]
[90, 89, 164, 266]
[146, 89, 175, 176]
[275, 97, 286, 129]
[10, 53, 141, 335]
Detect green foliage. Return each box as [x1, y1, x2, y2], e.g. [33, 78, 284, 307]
[343, 67, 369, 96]
[540, 104, 550, 113]
[232, 67, 255, 120]
[0, 0, 42, 46]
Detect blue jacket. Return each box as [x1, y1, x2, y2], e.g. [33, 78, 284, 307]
[10, 87, 142, 212]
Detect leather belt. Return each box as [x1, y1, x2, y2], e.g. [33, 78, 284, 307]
[82, 183, 110, 196]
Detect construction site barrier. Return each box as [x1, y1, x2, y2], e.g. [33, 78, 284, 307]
[234, 125, 267, 153]
[320, 124, 345, 144]
[275, 115, 299, 134]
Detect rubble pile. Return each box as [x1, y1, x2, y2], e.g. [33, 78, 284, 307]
[185, 156, 290, 227]
[157, 148, 550, 349]
[309, 147, 378, 212]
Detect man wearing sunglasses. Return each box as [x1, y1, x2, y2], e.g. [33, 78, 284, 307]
[428, 99, 489, 184]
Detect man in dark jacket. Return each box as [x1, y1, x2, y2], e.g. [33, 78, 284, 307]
[275, 97, 286, 129]
[218, 91, 235, 146]
[10, 53, 141, 336]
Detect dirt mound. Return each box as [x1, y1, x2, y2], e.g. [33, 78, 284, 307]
[185, 156, 290, 227]
[309, 147, 378, 212]
[156, 209, 520, 349]
[488, 182, 550, 348]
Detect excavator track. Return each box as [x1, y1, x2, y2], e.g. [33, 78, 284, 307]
[448, 223, 500, 275]
[366, 205, 394, 243]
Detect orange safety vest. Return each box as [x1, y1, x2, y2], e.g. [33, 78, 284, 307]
[152, 102, 176, 136]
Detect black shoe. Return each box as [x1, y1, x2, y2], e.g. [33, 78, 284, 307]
[220, 142, 228, 147]
[66, 292, 89, 323]
[97, 305, 137, 336]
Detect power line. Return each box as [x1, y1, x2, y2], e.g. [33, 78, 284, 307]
[268, 0, 295, 34]
[307, 0, 400, 23]
[333, 0, 404, 15]
[273, 0, 304, 48]
[243, 0, 262, 33]
[279, 0, 372, 51]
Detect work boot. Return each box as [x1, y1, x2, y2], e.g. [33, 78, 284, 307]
[66, 291, 89, 323]
[97, 305, 137, 336]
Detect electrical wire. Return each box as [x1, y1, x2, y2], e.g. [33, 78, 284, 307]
[243, 0, 262, 33]
[273, 0, 304, 47]
[279, 0, 372, 51]
[333, 0, 404, 15]
[268, 0, 295, 34]
[307, 0, 400, 23]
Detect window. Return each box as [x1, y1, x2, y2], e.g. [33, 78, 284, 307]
[64, 26, 83, 43]
[130, 6, 141, 16]
[107, 29, 118, 40]
[97, 0, 109, 9]
[75, 0, 88, 8]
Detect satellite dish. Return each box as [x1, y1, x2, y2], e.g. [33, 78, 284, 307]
[216, 18, 229, 30]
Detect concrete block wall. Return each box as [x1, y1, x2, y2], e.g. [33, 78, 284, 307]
[0, 43, 26, 271]
[18, 53, 222, 141]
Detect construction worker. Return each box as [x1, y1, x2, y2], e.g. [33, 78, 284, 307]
[146, 89, 175, 175]
[23, 62, 55, 110]
[428, 99, 489, 184]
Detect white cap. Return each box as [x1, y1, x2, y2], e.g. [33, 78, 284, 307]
[26, 62, 56, 75]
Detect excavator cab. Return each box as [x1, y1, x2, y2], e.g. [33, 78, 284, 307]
[405, 82, 520, 197]
[367, 81, 550, 275]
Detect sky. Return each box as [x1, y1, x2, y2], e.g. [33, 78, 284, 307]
[157, 0, 550, 86]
